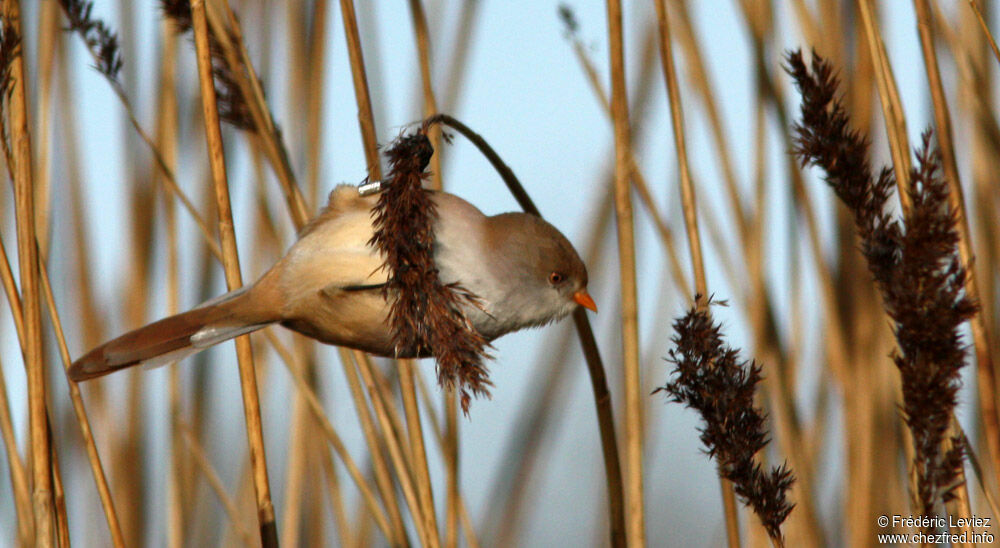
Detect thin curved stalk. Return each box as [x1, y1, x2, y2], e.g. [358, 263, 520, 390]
[423, 113, 626, 547]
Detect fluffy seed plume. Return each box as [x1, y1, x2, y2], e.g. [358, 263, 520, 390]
[0, 16, 19, 97]
[787, 49, 976, 516]
[657, 299, 795, 542]
[369, 130, 492, 413]
[888, 136, 975, 513]
[785, 50, 901, 287]
[0, 12, 21, 178]
[58, 0, 124, 81]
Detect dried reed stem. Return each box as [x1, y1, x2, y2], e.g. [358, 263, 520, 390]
[33, 1, 57, 256]
[190, 1, 277, 545]
[561, 17, 690, 296]
[674, 0, 748, 242]
[305, 0, 329, 208]
[683, 11, 815, 541]
[361, 355, 413, 467]
[443, 387, 459, 548]
[414, 374, 481, 548]
[265, 334, 394, 540]
[1, 1, 55, 544]
[652, 3, 739, 545]
[856, 0, 913, 214]
[206, 0, 310, 227]
[689, 6, 827, 544]
[399, 359, 441, 547]
[179, 423, 257, 547]
[407, 0, 442, 190]
[156, 18, 184, 548]
[48, 429, 68, 548]
[338, 0, 382, 180]
[0, 246, 32, 545]
[337, 347, 407, 546]
[281, 385, 311, 548]
[318, 439, 353, 548]
[486, 188, 612, 544]
[966, 0, 1000, 66]
[603, 3, 645, 543]
[341, 5, 447, 543]
[440, 1, 480, 114]
[0, 358, 30, 544]
[37, 256, 126, 547]
[353, 351, 437, 547]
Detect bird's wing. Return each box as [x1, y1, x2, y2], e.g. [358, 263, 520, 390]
[276, 205, 390, 299]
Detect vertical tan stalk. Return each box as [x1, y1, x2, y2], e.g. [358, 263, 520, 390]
[341, 1, 442, 544]
[485, 187, 613, 545]
[318, 442, 353, 548]
[407, 0, 442, 189]
[914, 0, 1000, 490]
[444, 388, 458, 548]
[337, 347, 407, 546]
[179, 423, 257, 547]
[157, 19, 184, 548]
[398, 359, 440, 547]
[652, 3, 739, 546]
[40, 268, 125, 546]
[0, 356, 31, 545]
[265, 333, 393, 539]
[353, 352, 436, 548]
[0, 234, 32, 548]
[413, 375, 481, 548]
[418, 113, 628, 545]
[737, 10, 838, 539]
[440, 1, 480, 114]
[565, 22, 691, 293]
[190, 1, 278, 546]
[856, 0, 913, 214]
[674, 0, 750, 256]
[48, 431, 68, 548]
[338, 0, 382, 180]
[206, 1, 310, 227]
[281, 394, 310, 548]
[1, 1, 54, 545]
[604, 1, 644, 545]
[653, 4, 707, 301]
[306, 0, 329, 207]
[405, 3, 447, 545]
[33, 0, 57, 255]
[966, 0, 1000, 66]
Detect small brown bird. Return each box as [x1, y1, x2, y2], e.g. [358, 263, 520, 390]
[69, 185, 596, 381]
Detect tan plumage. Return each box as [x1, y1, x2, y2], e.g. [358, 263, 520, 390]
[69, 185, 594, 382]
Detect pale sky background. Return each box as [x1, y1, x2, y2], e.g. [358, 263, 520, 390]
[0, 1, 972, 546]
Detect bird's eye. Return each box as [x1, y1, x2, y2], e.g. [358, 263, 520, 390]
[548, 271, 565, 285]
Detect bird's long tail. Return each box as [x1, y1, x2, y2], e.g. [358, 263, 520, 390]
[69, 287, 275, 381]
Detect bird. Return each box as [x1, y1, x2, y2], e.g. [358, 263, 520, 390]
[69, 184, 596, 381]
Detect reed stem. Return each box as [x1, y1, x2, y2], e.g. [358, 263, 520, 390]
[1, 1, 55, 544]
[190, 1, 277, 545]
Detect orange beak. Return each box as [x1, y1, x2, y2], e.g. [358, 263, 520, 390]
[573, 290, 598, 312]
